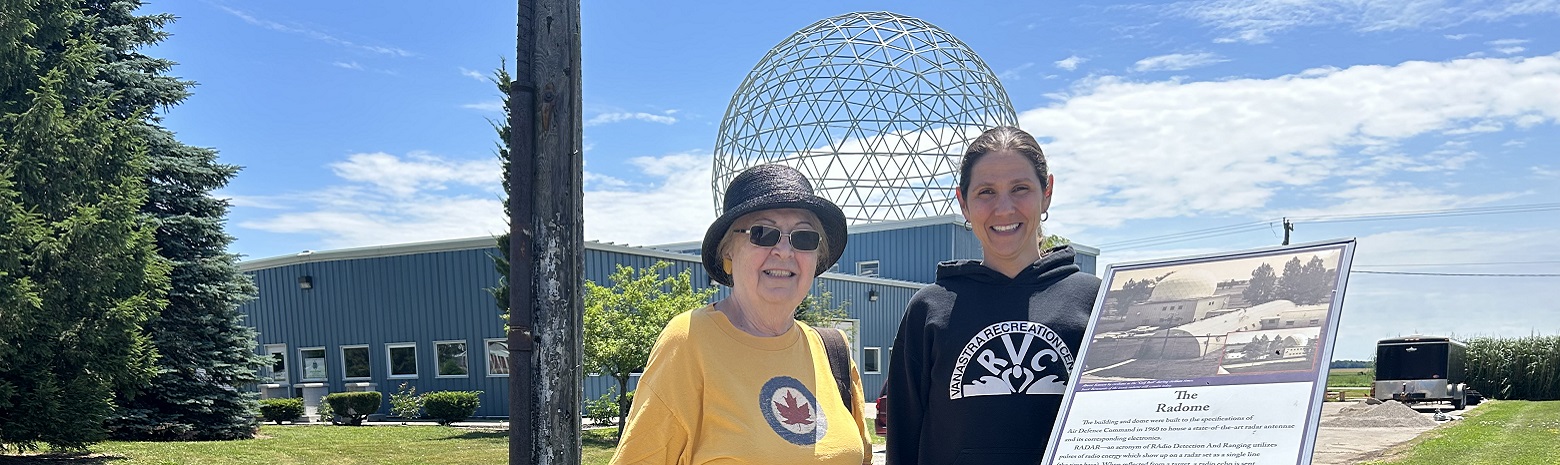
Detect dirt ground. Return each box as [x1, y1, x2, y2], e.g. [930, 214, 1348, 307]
[1310, 400, 1473, 465]
[867, 400, 1473, 465]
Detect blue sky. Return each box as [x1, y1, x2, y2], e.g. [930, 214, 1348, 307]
[142, 1, 1560, 360]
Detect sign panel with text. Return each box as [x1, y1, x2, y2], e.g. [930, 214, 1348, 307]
[1044, 239, 1356, 465]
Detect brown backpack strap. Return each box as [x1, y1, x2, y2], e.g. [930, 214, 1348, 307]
[816, 327, 854, 414]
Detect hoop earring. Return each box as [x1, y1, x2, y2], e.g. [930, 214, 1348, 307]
[1040, 211, 1049, 222]
[722, 258, 732, 274]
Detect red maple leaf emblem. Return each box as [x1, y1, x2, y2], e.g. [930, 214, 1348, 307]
[773, 389, 814, 426]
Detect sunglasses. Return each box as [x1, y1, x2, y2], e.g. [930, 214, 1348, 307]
[734, 225, 822, 251]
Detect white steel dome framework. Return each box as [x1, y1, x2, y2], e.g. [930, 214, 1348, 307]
[713, 11, 1018, 223]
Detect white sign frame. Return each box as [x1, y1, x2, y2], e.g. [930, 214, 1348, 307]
[1043, 239, 1357, 465]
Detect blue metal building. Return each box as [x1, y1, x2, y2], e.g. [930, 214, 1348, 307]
[237, 214, 1097, 418]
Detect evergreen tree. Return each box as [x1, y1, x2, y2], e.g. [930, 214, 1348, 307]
[1275, 257, 1305, 303]
[1243, 262, 1277, 305]
[489, 63, 514, 326]
[79, 0, 266, 441]
[1297, 255, 1331, 305]
[0, 2, 169, 451]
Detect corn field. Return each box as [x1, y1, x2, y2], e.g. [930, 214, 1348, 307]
[1465, 336, 1560, 401]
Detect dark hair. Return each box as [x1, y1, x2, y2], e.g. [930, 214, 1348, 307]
[957, 126, 1048, 197]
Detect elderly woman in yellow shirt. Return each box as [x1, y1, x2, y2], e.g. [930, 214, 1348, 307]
[610, 164, 872, 465]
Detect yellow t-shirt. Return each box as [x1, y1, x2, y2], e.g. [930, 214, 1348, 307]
[610, 305, 871, 465]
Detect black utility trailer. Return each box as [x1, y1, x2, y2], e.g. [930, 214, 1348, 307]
[1372, 335, 1480, 410]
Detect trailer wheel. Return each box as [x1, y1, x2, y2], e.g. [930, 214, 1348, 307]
[1451, 384, 1467, 410]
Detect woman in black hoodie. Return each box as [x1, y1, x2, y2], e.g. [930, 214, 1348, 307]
[885, 126, 1101, 465]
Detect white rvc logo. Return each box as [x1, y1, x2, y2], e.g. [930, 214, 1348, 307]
[949, 321, 1075, 399]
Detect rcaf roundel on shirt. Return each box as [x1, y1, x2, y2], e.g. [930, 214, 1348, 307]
[759, 376, 829, 445]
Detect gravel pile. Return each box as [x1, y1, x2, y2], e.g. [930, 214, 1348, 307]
[1320, 400, 1438, 428]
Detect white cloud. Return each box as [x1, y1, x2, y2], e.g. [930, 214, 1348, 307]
[1133, 52, 1228, 72]
[1174, 0, 1560, 43]
[585, 111, 679, 127]
[241, 196, 506, 250]
[1284, 184, 1523, 220]
[461, 101, 504, 112]
[333, 61, 363, 70]
[1533, 166, 1560, 178]
[1055, 55, 1087, 71]
[329, 152, 499, 197]
[583, 152, 716, 246]
[1017, 53, 1560, 228]
[459, 67, 487, 82]
[218, 6, 414, 57]
[1444, 33, 1475, 40]
[1331, 227, 1560, 358]
[1495, 46, 1527, 55]
[1487, 38, 1530, 46]
[236, 150, 716, 251]
[999, 63, 1036, 80]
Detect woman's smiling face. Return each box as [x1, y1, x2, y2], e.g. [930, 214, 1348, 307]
[957, 149, 1052, 276]
[724, 208, 822, 309]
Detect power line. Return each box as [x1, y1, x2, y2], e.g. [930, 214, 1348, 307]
[1356, 260, 1560, 268]
[1292, 203, 1560, 224]
[1351, 270, 1560, 277]
[1095, 202, 1560, 251]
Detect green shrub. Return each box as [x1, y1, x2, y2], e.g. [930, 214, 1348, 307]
[324, 391, 382, 426]
[389, 382, 423, 419]
[584, 388, 617, 426]
[423, 391, 481, 425]
[258, 398, 305, 424]
[316, 396, 336, 423]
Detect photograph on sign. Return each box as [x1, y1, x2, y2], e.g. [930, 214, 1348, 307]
[1044, 239, 1356, 465]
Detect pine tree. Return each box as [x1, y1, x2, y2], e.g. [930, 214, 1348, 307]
[1243, 262, 1277, 305]
[78, 0, 266, 440]
[0, 2, 169, 451]
[1297, 255, 1331, 305]
[489, 63, 515, 326]
[1275, 257, 1305, 303]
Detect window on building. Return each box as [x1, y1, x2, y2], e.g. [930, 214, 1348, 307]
[436, 340, 469, 377]
[828, 263, 840, 273]
[341, 345, 370, 379]
[262, 344, 287, 383]
[486, 338, 510, 377]
[387, 343, 418, 378]
[857, 260, 879, 277]
[863, 347, 882, 374]
[300, 347, 327, 381]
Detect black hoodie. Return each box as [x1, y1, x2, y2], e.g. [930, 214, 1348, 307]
[885, 246, 1100, 465]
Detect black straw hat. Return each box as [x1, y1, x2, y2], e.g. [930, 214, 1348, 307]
[702, 164, 847, 287]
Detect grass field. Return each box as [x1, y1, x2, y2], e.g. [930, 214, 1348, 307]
[1326, 367, 1374, 387]
[1367, 400, 1560, 464]
[0, 425, 884, 464]
[0, 426, 619, 465]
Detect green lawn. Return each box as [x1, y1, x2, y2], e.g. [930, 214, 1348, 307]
[1326, 367, 1374, 387]
[0, 426, 620, 465]
[0, 424, 880, 464]
[1366, 400, 1560, 465]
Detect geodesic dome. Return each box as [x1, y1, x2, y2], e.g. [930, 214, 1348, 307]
[1149, 270, 1218, 302]
[713, 11, 1017, 223]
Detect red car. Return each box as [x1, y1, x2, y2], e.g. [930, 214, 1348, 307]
[874, 382, 887, 436]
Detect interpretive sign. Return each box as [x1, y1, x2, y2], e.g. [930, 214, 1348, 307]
[1044, 239, 1356, 465]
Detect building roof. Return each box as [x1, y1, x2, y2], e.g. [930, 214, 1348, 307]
[238, 234, 927, 289]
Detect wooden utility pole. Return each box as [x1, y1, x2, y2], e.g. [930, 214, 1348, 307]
[509, 0, 582, 464]
[1281, 218, 1294, 246]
